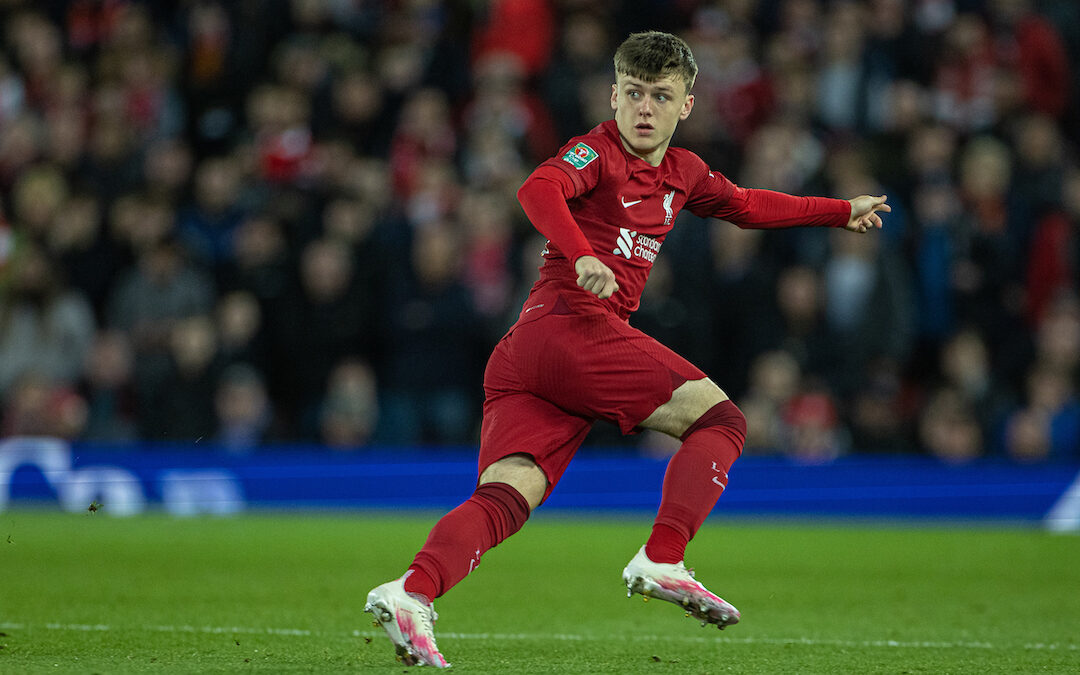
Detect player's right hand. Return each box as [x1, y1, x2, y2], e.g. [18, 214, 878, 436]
[575, 255, 619, 299]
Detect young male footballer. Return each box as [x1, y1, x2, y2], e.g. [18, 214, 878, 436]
[366, 30, 889, 667]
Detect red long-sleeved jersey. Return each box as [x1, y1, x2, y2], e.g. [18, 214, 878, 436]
[516, 119, 850, 322]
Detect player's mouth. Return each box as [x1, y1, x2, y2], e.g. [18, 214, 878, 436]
[634, 123, 654, 135]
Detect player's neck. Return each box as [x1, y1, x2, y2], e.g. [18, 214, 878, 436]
[617, 135, 669, 167]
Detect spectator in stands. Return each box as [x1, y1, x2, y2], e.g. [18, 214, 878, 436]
[816, 1, 869, 132]
[47, 191, 123, 320]
[457, 189, 516, 326]
[106, 235, 216, 437]
[268, 236, 372, 438]
[0, 55, 26, 127]
[176, 154, 250, 275]
[682, 9, 772, 158]
[938, 328, 1015, 451]
[83, 81, 144, 204]
[9, 163, 67, 240]
[986, 0, 1072, 122]
[704, 223, 774, 395]
[459, 123, 527, 195]
[861, 0, 928, 122]
[0, 242, 95, 398]
[389, 88, 457, 201]
[329, 66, 393, 157]
[542, 12, 613, 141]
[848, 359, 913, 453]
[1, 370, 86, 440]
[1011, 113, 1068, 222]
[471, 0, 556, 80]
[781, 387, 849, 464]
[221, 212, 291, 304]
[931, 13, 997, 131]
[1003, 406, 1051, 463]
[0, 112, 41, 193]
[952, 136, 1028, 365]
[376, 223, 481, 445]
[79, 329, 137, 442]
[461, 53, 562, 167]
[918, 385, 983, 463]
[402, 158, 461, 232]
[214, 362, 272, 451]
[767, 265, 833, 377]
[821, 190, 916, 399]
[142, 138, 194, 202]
[5, 10, 62, 113]
[215, 289, 268, 374]
[246, 83, 315, 186]
[146, 314, 220, 441]
[1003, 363, 1080, 462]
[1022, 136, 1077, 325]
[319, 358, 379, 449]
[911, 177, 962, 344]
[739, 350, 802, 454]
[320, 193, 388, 310]
[1033, 297, 1080, 379]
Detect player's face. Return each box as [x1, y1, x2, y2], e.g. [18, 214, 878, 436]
[610, 73, 694, 166]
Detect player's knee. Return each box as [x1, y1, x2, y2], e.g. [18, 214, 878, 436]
[479, 454, 547, 510]
[680, 400, 747, 450]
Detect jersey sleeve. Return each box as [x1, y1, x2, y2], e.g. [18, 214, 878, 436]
[685, 163, 850, 229]
[517, 165, 596, 264]
[516, 133, 610, 264]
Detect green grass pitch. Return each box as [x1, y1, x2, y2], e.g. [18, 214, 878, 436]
[2, 510, 1079, 673]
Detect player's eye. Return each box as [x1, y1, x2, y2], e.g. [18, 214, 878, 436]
[656, 94, 668, 103]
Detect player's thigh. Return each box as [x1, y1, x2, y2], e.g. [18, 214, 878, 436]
[479, 390, 592, 506]
[638, 377, 730, 438]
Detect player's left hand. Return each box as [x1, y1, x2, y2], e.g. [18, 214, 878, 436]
[845, 195, 890, 233]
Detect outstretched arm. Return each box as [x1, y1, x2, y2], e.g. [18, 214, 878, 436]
[689, 172, 889, 232]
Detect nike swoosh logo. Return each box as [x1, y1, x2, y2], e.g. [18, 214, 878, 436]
[621, 197, 642, 208]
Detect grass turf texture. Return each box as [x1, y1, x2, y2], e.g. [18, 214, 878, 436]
[1, 511, 1078, 673]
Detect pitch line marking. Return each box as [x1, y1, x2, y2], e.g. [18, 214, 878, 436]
[2, 621, 1077, 652]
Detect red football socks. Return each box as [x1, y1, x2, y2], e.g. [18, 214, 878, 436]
[646, 400, 746, 564]
[403, 481, 531, 601]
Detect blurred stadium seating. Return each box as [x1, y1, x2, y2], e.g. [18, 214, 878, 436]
[0, 0, 1078, 467]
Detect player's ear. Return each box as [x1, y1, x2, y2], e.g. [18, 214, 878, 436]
[610, 83, 618, 111]
[680, 94, 694, 121]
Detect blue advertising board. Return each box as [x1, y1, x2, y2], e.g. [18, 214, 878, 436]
[2, 437, 1078, 530]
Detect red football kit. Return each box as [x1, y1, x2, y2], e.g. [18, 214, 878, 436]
[404, 119, 852, 605]
[478, 119, 850, 494]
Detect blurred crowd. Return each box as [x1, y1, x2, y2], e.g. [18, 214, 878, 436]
[0, 0, 1078, 464]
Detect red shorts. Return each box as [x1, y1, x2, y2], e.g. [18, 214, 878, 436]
[479, 305, 706, 501]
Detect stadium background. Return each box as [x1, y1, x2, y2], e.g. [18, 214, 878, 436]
[0, 0, 1078, 505]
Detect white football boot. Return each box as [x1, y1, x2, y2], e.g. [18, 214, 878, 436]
[364, 577, 450, 668]
[622, 545, 740, 629]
